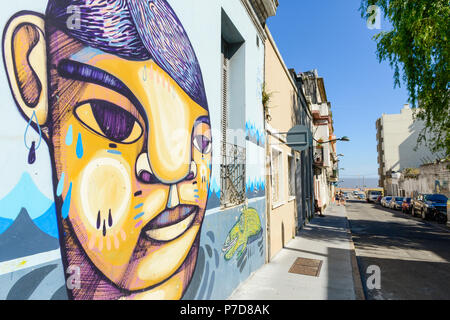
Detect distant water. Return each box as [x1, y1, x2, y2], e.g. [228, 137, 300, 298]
[338, 177, 379, 189]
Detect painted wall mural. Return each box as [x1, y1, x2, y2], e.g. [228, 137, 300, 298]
[0, 0, 266, 300]
[223, 207, 262, 261]
[2, 0, 211, 300]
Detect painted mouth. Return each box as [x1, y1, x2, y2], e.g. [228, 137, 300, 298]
[142, 205, 198, 242]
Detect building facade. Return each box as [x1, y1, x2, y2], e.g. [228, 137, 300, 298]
[300, 70, 338, 211]
[290, 70, 315, 228]
[395, 160, 450, 199]
[264, 27, 302, 260]
[376, 104, 436, 195]
[0, 0, 278, 300]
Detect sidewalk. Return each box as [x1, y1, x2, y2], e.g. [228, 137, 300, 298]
[228, 203, 365, 300]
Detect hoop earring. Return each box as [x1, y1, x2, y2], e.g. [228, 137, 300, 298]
[24, 111, 42, 164]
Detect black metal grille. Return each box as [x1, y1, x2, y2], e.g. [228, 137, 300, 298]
[220, 142, 246, 208]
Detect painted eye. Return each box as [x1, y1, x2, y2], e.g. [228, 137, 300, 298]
[75, 100, 143, 144]
[193, 134, 212, 154]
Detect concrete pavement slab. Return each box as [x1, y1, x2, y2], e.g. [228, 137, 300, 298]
[228, 203, 363, 300]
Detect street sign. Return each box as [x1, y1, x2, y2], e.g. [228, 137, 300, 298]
[286, 125, 311, 152]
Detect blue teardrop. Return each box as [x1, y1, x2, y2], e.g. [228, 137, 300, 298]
[76, 133, 84, 159]
[61, 182, 72, 219]
[66, 125, 73, 146]
[56, 172, 65, 197]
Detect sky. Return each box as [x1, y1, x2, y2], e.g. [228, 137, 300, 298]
[267, 0, 410, 181]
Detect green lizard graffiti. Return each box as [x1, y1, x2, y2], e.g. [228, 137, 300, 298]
[222, 207, 262, 260]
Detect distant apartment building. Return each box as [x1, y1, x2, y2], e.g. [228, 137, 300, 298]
[376, 104, 436, 195]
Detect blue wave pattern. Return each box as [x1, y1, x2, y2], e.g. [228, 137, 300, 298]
[208, 176, 221, 200]
[246, 178, 266, 199]
[246, 122, 265, 147]
[0, 172, 58, 238]
[0, 173, 52, 221]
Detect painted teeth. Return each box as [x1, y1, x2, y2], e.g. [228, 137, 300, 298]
[145, 211, 196, 242]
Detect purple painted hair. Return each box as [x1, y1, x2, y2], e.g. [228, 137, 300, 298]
[46, 0, 208, 109]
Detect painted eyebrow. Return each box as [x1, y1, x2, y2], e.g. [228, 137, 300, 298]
[57, 59, 148, 127]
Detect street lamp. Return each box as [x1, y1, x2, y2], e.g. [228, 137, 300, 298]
[314, 136, 350, 144]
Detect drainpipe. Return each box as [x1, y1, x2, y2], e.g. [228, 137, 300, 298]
[263, 33, 271, 264]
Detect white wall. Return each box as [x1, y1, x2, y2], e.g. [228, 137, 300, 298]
[380, 105, 435, 175]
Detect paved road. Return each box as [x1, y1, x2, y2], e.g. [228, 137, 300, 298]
[346, 199, 450, 300]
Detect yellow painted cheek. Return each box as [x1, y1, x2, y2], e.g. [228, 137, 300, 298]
[194, 153, 212, 201]
[79, 157, 132, 230]
[179, 184, 198, 205]
[71, 155, 139, 272]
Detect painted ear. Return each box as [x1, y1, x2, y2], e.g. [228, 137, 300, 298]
[3, 13, 48, 127]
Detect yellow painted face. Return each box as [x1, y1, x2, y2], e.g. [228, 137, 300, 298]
[52, 48, 211, 297]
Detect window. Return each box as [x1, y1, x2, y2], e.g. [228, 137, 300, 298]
[220, 37, 246, 208]
[288, 155, 296, 198]
[271, 147, 283, 205]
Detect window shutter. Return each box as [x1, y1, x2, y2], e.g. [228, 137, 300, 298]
[219, 39, 246, 208]
[221, 40, 229, 155]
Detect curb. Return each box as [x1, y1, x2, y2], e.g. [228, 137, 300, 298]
[342, 207, 366, 300]
[326, 203, 366, 300]
[348, 234, 366, 300]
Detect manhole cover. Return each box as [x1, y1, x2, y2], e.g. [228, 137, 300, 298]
[289, 257, 323, 277]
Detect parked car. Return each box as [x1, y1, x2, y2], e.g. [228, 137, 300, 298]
[401, 198, 412, 214]
[366, 189, 384, 203]
[411, 194, 448, 223]
[381, 196, 392, 207]
[357, 193, 366, 200]
[389, 197, 404, 210]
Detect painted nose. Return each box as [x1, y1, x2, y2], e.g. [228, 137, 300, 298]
[136, 153, 197, 185]
[147, 127, 193, 184]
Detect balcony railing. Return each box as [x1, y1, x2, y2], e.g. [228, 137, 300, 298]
[329, 169, 339, 182]
[313, 147, 324, 167]
[220, 143, 246, 208]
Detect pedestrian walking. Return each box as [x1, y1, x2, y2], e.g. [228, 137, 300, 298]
[315, 199, 325, 217]
[339, 192, 346, 206]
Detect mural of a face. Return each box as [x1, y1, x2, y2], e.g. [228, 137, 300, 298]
[3, 0, 211, 299]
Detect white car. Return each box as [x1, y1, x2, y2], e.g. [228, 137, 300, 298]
[381, 196, 392, 207]
[390, 197, 404, 210]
